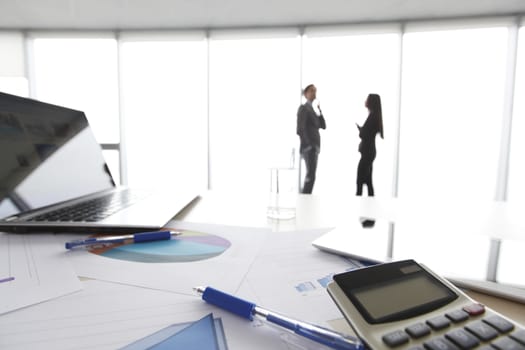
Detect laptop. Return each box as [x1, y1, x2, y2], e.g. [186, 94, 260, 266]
[311, 223, 391, 265]
[0, 91, 198, 234]
[313, 225, 525, 304]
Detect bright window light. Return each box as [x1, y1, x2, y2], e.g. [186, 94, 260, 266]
[0, 77, 28, 97]
[497, 26, 525, 288]
[121, 37, 208, 192]
[31, 36, 120, 144]
[398, 27, 508, 201]
[394, 26, 509, 280]
[208, 34, 301, 193]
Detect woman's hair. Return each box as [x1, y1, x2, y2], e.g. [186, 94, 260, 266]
[367, 93, 384, 139]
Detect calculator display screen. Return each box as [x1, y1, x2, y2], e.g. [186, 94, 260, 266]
[333, 260, 458, 324]
[353, 274, 451, 321]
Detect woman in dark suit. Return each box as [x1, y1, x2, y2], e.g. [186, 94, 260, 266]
[356, 93, 384, 197]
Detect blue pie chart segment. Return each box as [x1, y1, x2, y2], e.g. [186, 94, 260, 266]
[89, 231, 231, 263]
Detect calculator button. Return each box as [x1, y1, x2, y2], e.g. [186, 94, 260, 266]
[483, 315, 515, 333]
[406, 323, 431, 338]
[446, 310, 469, 323]
[510, 329, 525, 345]
[445, 328, 480, 349]
[424, 337, 460, 350]
[382, 330, 409, 347]
[465, 320, 499, 341]
[407, 346, 425, 350]
[427, 315, 451, 330]
[463, 303, 485, 316]
[491, 336, 525, 350]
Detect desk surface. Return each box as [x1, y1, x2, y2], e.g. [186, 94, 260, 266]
[175, 191, 525, 326]
[1, 190, 524, 349]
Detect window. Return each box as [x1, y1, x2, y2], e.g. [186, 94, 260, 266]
[120, 33, 208, 191]
[30, 34, 120, 144]
[398, 25, 508, 201]
[394, 24, 510, 279]
[302, 27, 400, 197]
[0, 32, 28, 96]
[507, 26, 525, 202]
[497, 25, 525, 288]
[208, 31, 301, 193]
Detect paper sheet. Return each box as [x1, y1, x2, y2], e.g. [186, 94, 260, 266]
[1, 224, 359, 349]
[236, 227, 362, 326]
[0, 232, 82, 315]
[0, 279, 340, 350]
[58, 222, 270, 295]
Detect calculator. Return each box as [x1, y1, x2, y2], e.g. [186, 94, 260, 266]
[327, 259, 525, 350]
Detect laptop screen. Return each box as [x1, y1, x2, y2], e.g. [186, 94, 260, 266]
[0, 92, 115, 219]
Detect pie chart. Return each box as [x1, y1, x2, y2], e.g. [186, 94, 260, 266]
[88, 230, 231, 263]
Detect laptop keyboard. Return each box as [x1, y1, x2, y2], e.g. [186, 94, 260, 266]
[28, 190, 144, 222]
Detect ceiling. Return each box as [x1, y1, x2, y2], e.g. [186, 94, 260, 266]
[0, 0, 524, 30]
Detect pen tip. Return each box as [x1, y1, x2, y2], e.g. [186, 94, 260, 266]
[193, 286, 205, 294]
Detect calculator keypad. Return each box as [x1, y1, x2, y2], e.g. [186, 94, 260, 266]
[424, 337, 459, 350]
[383, 330, 410, 347]
[446, 310, 470, 323]
[381, 303, 525, 349]
[427, 316, 451, 330]
[466, 321, 499, 341]
[445, 328, 479, 349]
[491, 336, 524, 350]
[484, 316, 515, 333]
[510, 330, 525, 344]
[406, 323, 432, 338]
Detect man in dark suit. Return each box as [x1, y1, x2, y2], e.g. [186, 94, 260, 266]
[296, 84, 326, 194]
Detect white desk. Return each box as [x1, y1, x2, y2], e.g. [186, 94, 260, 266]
[175, 191, 525, 325]
[1, 190, 524, 349]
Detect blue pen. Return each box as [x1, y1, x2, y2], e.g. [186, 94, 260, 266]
[194, 286, 364, 350]
[65, 230, 181, 249]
